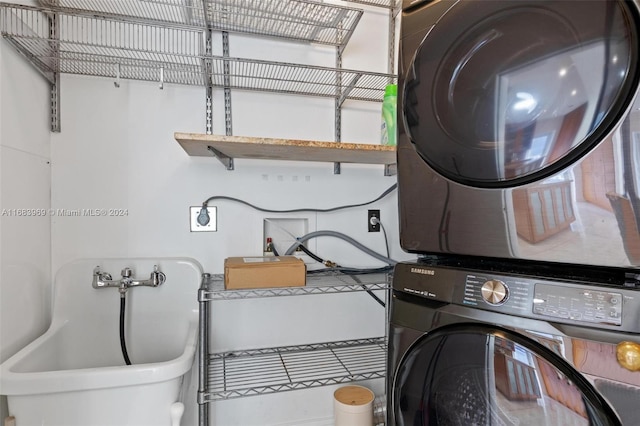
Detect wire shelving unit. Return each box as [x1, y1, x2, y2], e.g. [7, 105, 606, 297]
[0, 1, 395, 90]
[0, 3, 206, 86]
[39, 0, 365, 48]
[198, 271, 390, 408]
[202, 271, 390, 300]
[0, 1, 396, 135]
[206, 337, 386, 401]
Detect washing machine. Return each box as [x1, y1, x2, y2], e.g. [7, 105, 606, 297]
[391, 3, 640, 422]
[387, 260, 640, 425]
[397, 0, 640, 268]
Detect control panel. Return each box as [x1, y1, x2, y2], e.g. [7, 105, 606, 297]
[460, 272, 623, 326]
[533, 284, 622, 326]
[393, 262, 640, 332]
[461, 273, 534, 314]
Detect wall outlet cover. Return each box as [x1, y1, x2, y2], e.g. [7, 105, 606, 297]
[368, 209, 380, 232]
[190, 206, 217, 232]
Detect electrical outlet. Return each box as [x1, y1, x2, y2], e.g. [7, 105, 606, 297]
[368, 209, 380, 232]
[190, 206, 217, 232]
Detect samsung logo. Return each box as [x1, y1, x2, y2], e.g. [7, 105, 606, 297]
[411, 267, 435, 276]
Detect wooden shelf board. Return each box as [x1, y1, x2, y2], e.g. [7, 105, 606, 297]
[174, 133, 396, 165]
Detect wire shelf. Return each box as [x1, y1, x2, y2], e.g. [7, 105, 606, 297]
[38, 0, 207, 28]
[347, 0, 398, 9]
[210, 56, 394, 102]
[38, 0, 364, 48]
[0, 3, 206, 85]
[202, 271, 390, 300]
[0, 3, 394, 97]
[206, 0, 362, 48]
[205, 337, 386, 400]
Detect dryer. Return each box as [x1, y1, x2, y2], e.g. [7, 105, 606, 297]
[397, 0, 640, 268]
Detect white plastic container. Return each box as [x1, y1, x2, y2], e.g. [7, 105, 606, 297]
[334, 385, 375, 426]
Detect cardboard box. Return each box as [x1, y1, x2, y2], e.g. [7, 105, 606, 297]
[224, 256, 306, 290]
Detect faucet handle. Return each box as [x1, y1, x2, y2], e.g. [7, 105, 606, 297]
[121, 267, 132, 278]
[151, 265, 166, 287]
[94, 266, 112, 280]
[92, 266, 112, 288]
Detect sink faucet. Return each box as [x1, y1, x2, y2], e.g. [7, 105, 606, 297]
[93, 265, 166, 294]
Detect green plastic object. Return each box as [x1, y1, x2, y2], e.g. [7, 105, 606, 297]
[381, 84, 397, 146]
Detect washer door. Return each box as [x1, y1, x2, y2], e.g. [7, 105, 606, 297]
[403, 0, 640, 188]
[392, 324, 621, 425]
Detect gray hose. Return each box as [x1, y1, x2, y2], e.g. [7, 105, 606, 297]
[284, 230, 396, 265]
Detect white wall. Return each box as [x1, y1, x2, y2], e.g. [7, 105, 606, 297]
[0, 38, 52, 419]
[2, 3, 411, 425]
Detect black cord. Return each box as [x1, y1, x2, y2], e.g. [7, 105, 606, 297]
[349, 273, 386, 307]
[308, 265, 394, 275]
[289, 241, 389, 307]
[203, 183, 397, 213]
[120, 296, 132, 366]
[379, 220, 390, 259]
[296, 243, 324, 263]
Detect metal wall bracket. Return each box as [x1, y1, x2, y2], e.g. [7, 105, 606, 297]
[48, 11, 61, 132]
[222, 31, 233, 137]
[50, 75, 60, 132]
[338, 73, 363, 107]
[202, 3, 213, 135]
[334, 45, 343, 175]
[207, 145, 234, 170]
[384, 163, 397, 176]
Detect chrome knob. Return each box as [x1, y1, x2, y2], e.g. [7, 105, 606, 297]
[121, 267, 132, 278]
[481, 279, 509, 305]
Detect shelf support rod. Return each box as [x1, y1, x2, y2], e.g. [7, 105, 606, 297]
[197, 273, 211, 426]
[204, 27, 213, 135]
[201, 0, 214, 135]
[334, 45, 343, 175]
[48, 10, 60, 132]
[222, 31, 233, 136]
[387, 0, 397, 81]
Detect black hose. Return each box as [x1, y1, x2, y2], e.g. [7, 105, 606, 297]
[349, 273, 386, 308]
[120, 296, 132, 365]
[294, 243, 387, 307]
[296, 243, 324, 263]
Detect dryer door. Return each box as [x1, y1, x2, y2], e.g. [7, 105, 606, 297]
[391, 324, 621, 426]
[403, 0, 640, 188]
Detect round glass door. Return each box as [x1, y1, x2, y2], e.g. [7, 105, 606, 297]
[403, 0, 640, 188]
[392, 324, 621, 426]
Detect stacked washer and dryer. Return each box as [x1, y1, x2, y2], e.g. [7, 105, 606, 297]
[389, 0, 640, 424]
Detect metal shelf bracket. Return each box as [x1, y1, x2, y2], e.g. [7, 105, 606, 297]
[207, 145, 234, 170]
